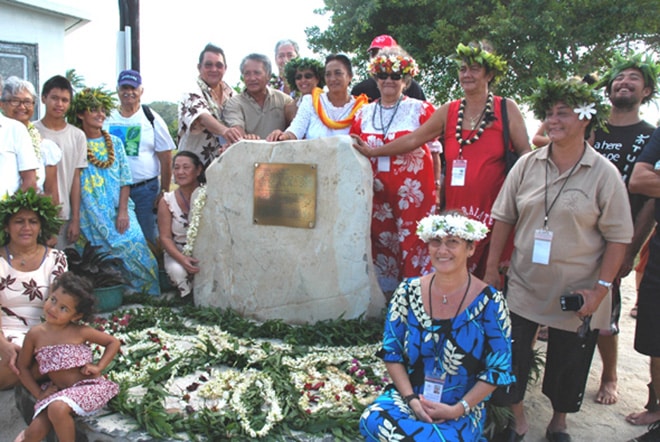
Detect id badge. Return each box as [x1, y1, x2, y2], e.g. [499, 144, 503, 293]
[377, 156, 391, 172]
[451, 159, 467, 186]
[532, 229, 553, 265]
[422, 370, 446, 403]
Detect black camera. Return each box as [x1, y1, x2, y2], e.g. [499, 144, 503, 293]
[560, 293, 584, 311]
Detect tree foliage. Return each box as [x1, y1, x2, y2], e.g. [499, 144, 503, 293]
[306, 0, 660, 104]
[147, 101, 178, 141]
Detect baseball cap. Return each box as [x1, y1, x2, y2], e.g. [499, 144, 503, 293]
[368, 35, 397, 51]
[117, 70, 142, 88]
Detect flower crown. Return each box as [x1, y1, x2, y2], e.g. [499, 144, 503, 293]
[452, 43, 508, 84]
[528, 77, 609, 133]
[597, 51, 659, 105]
[369, 55, 420, 77]
[66, 87, 117, 129]
[285, 57, 325, 92]
[0, 188, 63, 245]
[416, 213, 489, 243]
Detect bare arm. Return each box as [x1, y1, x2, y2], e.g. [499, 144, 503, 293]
[532, 123, 550, 148]
[575, 241, 627, 318]
[157, 198, 200, 274]
[385, 361, 432, 423]
[483, 220, 515, 289]
[43, 166, 60, 206]
[79, 326, 121, 376]
[19, 169, 38, 191]
[116, 185, 130, 234]
[156, 150, 172, 194]
[352, 104, 449, 157]
[629, 162, 660, 197]
[506, 99, 532, 155]
[67, 168, 82, 244]
[16, 331, 42, 398]
[619, 198, 656, 278]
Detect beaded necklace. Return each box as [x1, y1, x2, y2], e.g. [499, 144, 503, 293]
[455, 93, 494, 153]
[87, 131, 115, 169]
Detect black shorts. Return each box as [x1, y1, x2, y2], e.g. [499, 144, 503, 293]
[636, 233, 660, 357]
[491, 312, 599, 413]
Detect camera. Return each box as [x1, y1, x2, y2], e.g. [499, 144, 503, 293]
[560, 293, 584, 311]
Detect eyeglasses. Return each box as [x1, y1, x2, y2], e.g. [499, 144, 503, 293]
[295, 73, 315, 81]
[2, 98, 35, 108]
[428, 237, 465, 249]
[203, 62, 225, 70]
[376, 72, 403, 81]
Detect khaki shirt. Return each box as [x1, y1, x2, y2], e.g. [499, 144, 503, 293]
[223, 87, 293, 139]
[492, 144, 633, 332]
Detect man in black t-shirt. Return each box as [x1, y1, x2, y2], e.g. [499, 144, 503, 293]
[590, 53, 657, 415]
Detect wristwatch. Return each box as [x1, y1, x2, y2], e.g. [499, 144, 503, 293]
[597, 280, 613, 289]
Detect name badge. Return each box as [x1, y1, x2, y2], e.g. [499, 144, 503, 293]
[377, 156, 391, 172]
[451, 159, 467, 186]
[423, 370, 446, 403]
[532, 229, 553, 265]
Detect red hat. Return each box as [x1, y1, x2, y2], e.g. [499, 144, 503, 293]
[368, 35, 397, 51]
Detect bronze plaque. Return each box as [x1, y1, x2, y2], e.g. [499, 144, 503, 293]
[253, 163, 317, 228]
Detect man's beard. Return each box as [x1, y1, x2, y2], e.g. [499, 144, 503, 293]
[610, 92, 638, 110]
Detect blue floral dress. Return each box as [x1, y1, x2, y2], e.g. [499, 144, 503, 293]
[360, 277, 514, 441]
[79, 135, 159, 295]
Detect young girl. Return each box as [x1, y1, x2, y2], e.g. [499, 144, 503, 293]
[15, 272, 120, 442]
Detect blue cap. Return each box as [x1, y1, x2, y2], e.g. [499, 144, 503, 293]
[117, 70, 141, 88]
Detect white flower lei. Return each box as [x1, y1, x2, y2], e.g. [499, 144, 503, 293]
[416, 213, 489, 242]
[199, 368, 284, 438]
[183, 185, 207, 256]
[27, 123, 42, 161]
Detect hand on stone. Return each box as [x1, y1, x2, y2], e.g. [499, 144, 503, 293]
[350, 134, 372, 157]
[266, 130, 283, 142]
[182, 256, 200, 274]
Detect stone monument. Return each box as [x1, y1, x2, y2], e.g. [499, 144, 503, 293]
[193, 135, 385, 323]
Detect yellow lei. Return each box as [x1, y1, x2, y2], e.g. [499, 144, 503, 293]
[311, 88, 368, 130]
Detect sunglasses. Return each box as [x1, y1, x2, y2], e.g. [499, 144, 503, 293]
[376, 72, 403, 81]
[295, 73, 316, 80]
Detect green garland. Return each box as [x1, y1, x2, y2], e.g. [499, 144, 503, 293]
[452, 42, 508, 85]
[0, 188, 63, 245]
[596, 51, 660, 105]
[528, 77, 609, 134]
[66, 87, 117, 129]
[284, 57, 325, 93]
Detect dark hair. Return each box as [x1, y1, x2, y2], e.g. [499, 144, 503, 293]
[324, 54, 353, 77]
[51, 272, 96, 322]
[285, 57, 325, 92]
[42, 75, 73, 99]
[240, 53, 272, 79]
[198, 43, 226, 66]
[173, 151, 206, 184]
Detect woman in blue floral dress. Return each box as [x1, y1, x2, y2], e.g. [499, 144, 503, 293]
[68, 88, 159, 296]
[360, 212, 514, 441]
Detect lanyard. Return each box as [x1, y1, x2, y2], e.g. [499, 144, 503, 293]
[543, 142, 586, 229]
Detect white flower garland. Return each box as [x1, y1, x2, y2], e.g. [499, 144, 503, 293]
[183, 185, 207, 256]
[416, 213, 489, 243]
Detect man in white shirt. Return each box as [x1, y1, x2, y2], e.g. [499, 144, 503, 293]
[105, 70, 175, 244]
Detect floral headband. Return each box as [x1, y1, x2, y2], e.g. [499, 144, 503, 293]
[452, 43, 508, 84]
[528, 77, 609, 133]
[66, 87, 117, 129]
[416, 214, 489, 243]
[369, 55, 420, 77]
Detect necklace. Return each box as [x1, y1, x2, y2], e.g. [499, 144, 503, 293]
[428, 273, 471, 317]
[177, 188, 191, 215]
[455, 93, 494, 147]
[5, 245, 41, 267]
[372, 96, 402, 138]
[87, 131, 115, 169]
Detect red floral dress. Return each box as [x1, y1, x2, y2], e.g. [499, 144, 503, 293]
[351, 97, 437, 292]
